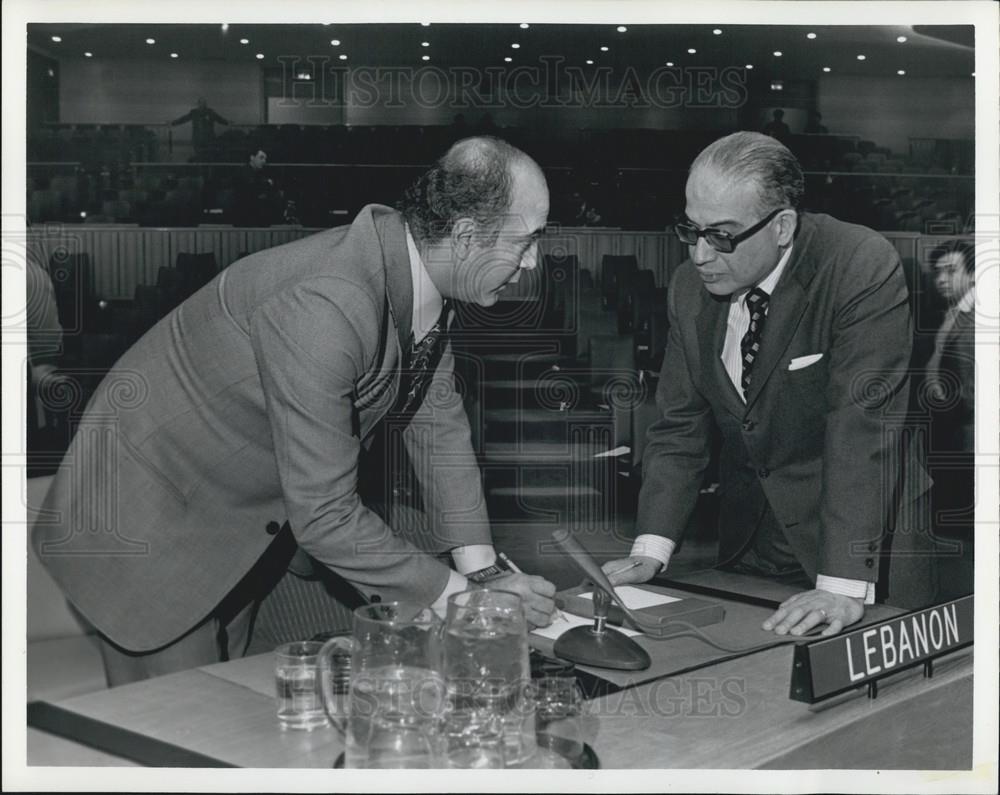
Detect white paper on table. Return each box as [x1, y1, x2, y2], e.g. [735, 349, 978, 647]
[577, 585, 681, 610]
[531, 610, 643, 641]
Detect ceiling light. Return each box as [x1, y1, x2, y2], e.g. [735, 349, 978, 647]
[520, 23, 530, 29]
[745, 63, 754, 70]
[971, 71, 975, 77]
[297, 72, 311, 80]
[601, 46, 610, 52]
[422, 55, 430, 61]
[339, 54, 348, 60]
[617, 26, 628, 33]
[713, 29, 722, 35]
[420, 22, 431, 27]
[897, 70, 906, 75]
[857, 54, 866, 61]
[331, 39, 340, 46]
[687, 48, 697, 54]
[255, 53, 264, 60]
[773, 50, 782, 57]
[146, 38, 156, 45]
[665, 61, 674, 67]
[504, 56, 513, 63]
[51, 35, 62, 43]
[421, 41, 430, 47]
[240, 38, 249, 45]
[511, 43, 520, 49]
[823, 66, 831, 72]
[170, 52, 179, 59]
[84, 51, 93, 57]
[897, 36, 907, 43]
[221, 23, 229, 32]
[771, 81, 784, 91]
[586, 59, 594, 65]
[806, 32, 817, 40]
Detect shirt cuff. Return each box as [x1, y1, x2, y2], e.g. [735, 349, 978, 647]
[450, 544, 497, 575]
[629, 534, 676, 572]
[816, 574, 876, 605]
[430, 568, 469, 619]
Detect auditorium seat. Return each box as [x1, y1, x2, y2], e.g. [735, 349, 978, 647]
[600, 254, 638, 311]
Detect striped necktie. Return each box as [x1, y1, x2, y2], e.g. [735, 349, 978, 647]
[740, 287, 770, 398]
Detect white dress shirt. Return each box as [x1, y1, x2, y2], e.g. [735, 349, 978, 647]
[631, 243, 874, 604]
[405, 227, 497, 615]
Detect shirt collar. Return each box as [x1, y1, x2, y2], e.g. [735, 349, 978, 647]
[731, 244, 793, 304]
[405, 225, 444, 342]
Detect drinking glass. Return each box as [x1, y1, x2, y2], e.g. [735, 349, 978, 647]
[344, 603, 446, 768]
[531, 676, 585, 768]
[317, 636, 354, 736]
[440, 709, 506, 769]
[443, 589, 536, 766]
[274, 641, 328, 731]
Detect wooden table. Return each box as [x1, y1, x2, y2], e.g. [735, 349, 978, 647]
[26, 575, 974, 770]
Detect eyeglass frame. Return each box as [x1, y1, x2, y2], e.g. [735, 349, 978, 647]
[673, 206, 791, 253]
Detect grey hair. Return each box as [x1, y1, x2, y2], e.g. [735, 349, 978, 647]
[399, 136, 530, 245]
[690, 131, 805, 213]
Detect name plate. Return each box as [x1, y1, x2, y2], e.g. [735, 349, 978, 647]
[789, 596, 973, 703]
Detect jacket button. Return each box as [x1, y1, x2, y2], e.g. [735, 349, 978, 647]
[266, 521, 280, 535]
[742, 420, 756, 432]
[868, 542, 878, 552]
[865, 558, 875, 568]
[757, 467, 770, 479]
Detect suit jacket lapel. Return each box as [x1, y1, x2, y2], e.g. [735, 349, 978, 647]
[696, 291, 744, 417]
[745, 215, 819, 409]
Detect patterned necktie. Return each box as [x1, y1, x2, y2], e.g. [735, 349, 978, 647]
[394, 300, 452, 417]
[740, 287, 770, 398]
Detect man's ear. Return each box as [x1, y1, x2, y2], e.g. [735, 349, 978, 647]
[451, 217, 477, 260]
[775, 209, 797, 247]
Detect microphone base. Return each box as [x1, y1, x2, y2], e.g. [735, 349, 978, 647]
[553, 626, 651, 671]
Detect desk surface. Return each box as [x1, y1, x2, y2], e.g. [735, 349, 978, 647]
[28, 576, 974, 770]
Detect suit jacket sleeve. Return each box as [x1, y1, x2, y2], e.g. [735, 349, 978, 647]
[403, 338, 492, 549]
[816, 235, 914, 581]
[635, 273, 714, 542]
[249, 276, 454, 607]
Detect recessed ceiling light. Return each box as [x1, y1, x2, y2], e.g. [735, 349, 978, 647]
[84, 51, 93, 57]
[240, 38, 249, 45]
[511, 43, 520, 49]
[601, 46, 610, 52]
[823, 66, 832, 73]
[146, 38, 156, 45]
[897, 70, 906, 75]
[745, 63, 754, 70]
[504, 56, 513, 63]
[713, 29, 722, 35]
[806, 32, 817, 40]
[221, 23, 229, 32]
[665, 61, 674, 67]
[687, 48, 697, 54]
[51, 35, 62, 43]
[586, 59, 594, 65]
[857, 54, 866, 61]
[520, 23, 530, 29]
[255, 53, 264, 60]
[331, 39, 341, 46]
[339, 54, 348, 60]
[297, 72, 311, 80]
[773, 50, 782, 57]
[421, 41, 430, 47]
[420, 22, 431, 27]
[617, 26, 628, 33]
[422, 55, 430, 61]
[897, 36, 908, 43]
[170, 53, 179, 59]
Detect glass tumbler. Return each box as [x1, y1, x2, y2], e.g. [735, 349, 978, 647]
[531, 676, 585, 768]
[274, 640, 328, 731]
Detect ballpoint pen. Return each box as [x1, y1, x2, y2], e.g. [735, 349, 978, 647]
[497, 552, 568, 622]
[606, 559, 643, 579]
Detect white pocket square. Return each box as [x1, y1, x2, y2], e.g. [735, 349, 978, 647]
[788, 353, 824, 371]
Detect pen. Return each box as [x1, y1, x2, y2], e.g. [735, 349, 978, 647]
[497, 552, 568, 622]
[607, 559, 642, 579]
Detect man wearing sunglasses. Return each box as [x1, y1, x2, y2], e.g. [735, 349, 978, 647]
[603, 131, 938, 637]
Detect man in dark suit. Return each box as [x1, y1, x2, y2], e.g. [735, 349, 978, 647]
[603, 132, 938, 636]
[33, 136, 556, 683]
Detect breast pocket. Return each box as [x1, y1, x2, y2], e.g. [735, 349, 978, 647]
[783, 356, 830, 413]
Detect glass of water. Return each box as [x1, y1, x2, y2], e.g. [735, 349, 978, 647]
[274, 641, 329, 731]
[531, 676, 585, 768]
[443, 589, 535, 766]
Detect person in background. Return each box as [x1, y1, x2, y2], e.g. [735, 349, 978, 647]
[25, 255, 64, 464]
[602, 132, 939, 637]
[33, 137, 556, 685]
[170, 98, 229, 161]
[926, 240, 975, 539]
[804, 110, 828, 135]
[762, 109, 791, 141]
[234, 148, 284, 226]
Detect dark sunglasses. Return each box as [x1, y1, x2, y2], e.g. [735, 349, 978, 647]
[674, 207, 787, 253]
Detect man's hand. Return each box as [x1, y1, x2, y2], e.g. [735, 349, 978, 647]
[600, 556, 662, 587]
[762, 589, 865, 637]
[487, 572, 557, 629]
